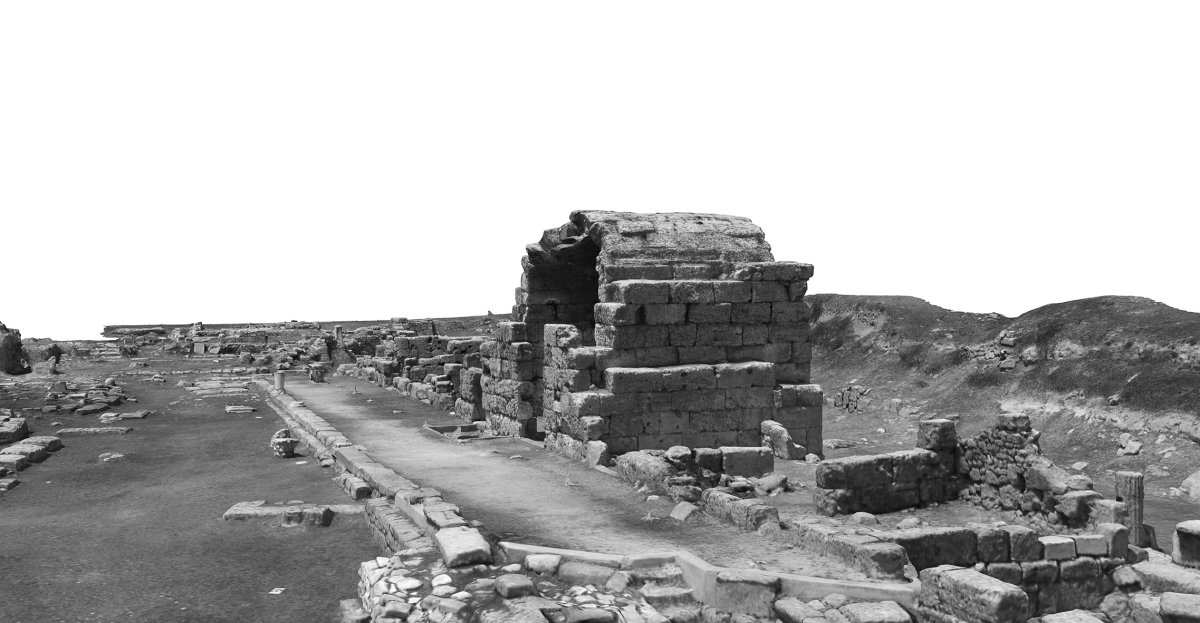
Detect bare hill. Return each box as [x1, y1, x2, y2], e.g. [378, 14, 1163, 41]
[810, 293, 1200, 502]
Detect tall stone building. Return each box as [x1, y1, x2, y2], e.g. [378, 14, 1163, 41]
[479, 211, 822, 464]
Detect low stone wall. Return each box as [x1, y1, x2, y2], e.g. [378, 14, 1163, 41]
[341, 333, 489, 420]
[814, 415, 1119, 533]
[258, 380, 495, 572]
[815, 419, 961, 515]
[780, 522, 911, 581]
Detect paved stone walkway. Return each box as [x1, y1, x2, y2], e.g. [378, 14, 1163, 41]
[284, 376, 888, 582]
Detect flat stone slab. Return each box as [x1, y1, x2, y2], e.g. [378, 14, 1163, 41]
[0, 478, 18, 491]
[221, 500, 350, 526]
[433, 526, 493, 567]
[1042, 610, 1103, 623]
[838, 601, 913, 623]
[55, 427, 132, 436]
[1134, 562, 1200, 594]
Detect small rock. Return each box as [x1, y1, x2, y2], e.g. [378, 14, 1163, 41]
[431, 574, 453, 587]
[1071, 461, 1089, 471]
[822, 593, 850, 609]
[501, 563, 522, 573]
[897, 517, 922, 530]
[524, 554, 562, 574]
[669, 502, 699, 522]
[98, 452, 125, 463]
[431, 585, 456, 597]
[494, 574, 536, 599]
[848, 512, 878, 525]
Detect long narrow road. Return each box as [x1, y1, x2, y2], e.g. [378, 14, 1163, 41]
[285, 375, 883, 581]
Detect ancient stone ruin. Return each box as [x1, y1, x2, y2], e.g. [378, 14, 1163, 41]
[483, 210, 822, 464]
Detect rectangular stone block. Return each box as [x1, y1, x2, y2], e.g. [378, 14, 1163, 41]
[1072, 534, 1109, 557]
[720, 446, 773, 478]
[660, 364, 717, 391]
[730, 302, 772, 324]
[1002, 525, 1042, 562]
[751, 281, 787, 303]
[919, 565, 1030, 623]
[1098, 523, 1129, 557]
[498, 322, 527, 343]
[968, 523, 1011, 563]
[689, 303, 732, 324]
[610, 280, 671, 304]
[711, 281, 752, 303]
[1041, 536, 1077, 560]
[643, 304, 688, 325]
[669, 281, 716, 304]
[594, 303, 641, 326]
[918, 418, 958, 450]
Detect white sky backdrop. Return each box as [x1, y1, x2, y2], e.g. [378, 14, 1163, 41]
[2, 2, 1198, 340]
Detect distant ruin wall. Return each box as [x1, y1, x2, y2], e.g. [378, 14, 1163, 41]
[0, 323, 29, 375]
[815, 415, 1119, 532]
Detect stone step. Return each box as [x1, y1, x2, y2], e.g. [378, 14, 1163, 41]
[639, 583, 695, 608]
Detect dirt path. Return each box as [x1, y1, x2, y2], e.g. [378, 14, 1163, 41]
[286, 376, 886, 582]
[0, 367, 377, 623]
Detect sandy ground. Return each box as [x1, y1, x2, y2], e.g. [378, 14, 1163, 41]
[0, 361, 377, 623]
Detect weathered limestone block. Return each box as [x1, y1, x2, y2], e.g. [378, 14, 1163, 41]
[838, 601, 912, 623]
[918, 419, 958, 451]
[883, 527, 978, 570]
[1002, 525, 1042, 561]
[919, 565, 1030, 623]
[433, 526, 492, 567]
[701, 488, 779, 530]
[761, 419, 805, 460]
[713, 570, 780, 618]
[1042, 610, 1103, 623]
[614, 451, 676, 493]
[720, 446, 773, 477]
[1161, 592, 1200, 623]
[967, 523, 1010, 563]
[1041, 536, 1077, 560]
[775, 597, 825, 623]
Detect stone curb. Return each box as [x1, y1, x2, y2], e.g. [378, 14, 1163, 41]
[256, 378, 494, 569]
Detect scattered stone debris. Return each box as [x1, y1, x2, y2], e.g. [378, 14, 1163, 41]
[1118, 433, 1143, 456]
[823, 439, 856, 449]
[225, 405, 256, 413]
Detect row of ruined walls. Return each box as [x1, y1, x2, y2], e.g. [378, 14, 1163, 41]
[347, 211, 825, 465]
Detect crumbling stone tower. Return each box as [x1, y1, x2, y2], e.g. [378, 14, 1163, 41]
[480, 211, 822, 464]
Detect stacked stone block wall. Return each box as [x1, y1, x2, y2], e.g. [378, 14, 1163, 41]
[344, 334, 488, 420]
[478, 322, 538, 436]
[814, 419, 961, 515]
[909, 522, 1130, 619]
